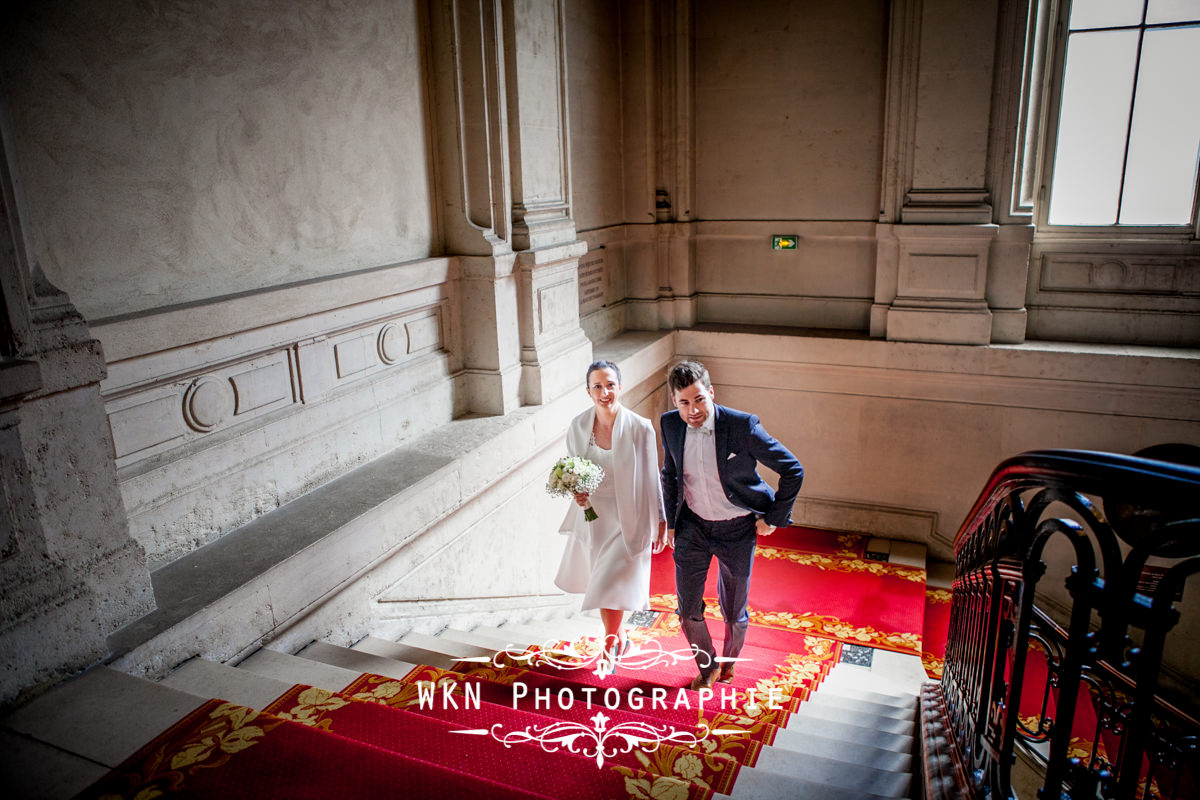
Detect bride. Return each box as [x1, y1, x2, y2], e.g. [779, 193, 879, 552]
[554, 360, 667, 667]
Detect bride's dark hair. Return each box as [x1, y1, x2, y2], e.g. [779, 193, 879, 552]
[585, 360, 622, 385]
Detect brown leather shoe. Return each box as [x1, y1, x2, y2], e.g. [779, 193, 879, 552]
[717, 663, 736, 684]
[688, 671, 718, 691]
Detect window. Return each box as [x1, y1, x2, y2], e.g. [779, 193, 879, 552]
[1044, 0, 1200, 228]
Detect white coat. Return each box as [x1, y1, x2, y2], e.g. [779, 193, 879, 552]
[557, 404, 665, 557]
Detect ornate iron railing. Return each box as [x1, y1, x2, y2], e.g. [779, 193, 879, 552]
[925, 449, 1200, 800]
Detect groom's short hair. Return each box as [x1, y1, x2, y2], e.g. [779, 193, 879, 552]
[667, 360, 711, 395]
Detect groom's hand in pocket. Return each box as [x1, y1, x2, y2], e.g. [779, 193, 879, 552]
[755, 518, 776, 537]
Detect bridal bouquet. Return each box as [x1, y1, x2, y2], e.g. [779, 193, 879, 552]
[546, 456, 606, 522]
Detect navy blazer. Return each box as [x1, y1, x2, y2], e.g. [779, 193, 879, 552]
[660, 404, 804, 529]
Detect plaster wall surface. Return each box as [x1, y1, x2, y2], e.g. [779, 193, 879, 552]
[910, 0, 998, 189]
[566, 0, 626, 232]
[693, 0, 886, 221]
[0, 0, 437, 321]
[675, 329, 1200, 561]
[577, 225, 630, 343]
[693, 220, 877, 330]
[92, 256, 463, 567]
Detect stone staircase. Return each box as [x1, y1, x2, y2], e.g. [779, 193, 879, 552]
[2, 612, 925, 799]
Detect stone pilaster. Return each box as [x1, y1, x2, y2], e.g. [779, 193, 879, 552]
[875, 224, 998, 345]
[460, 254, 523, 415]
[433, 0, 591, 409]
[501, 0, 591, 402]
[874, 0, 1031, 344]
[0, 117, 153, 705]
[515, 241, 591, 405]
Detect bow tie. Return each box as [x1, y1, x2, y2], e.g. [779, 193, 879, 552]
[689, 425, 713, 436]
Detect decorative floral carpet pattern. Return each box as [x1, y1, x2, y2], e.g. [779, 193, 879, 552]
[921, 588, 951, 679]
[78, 619, 842, 799]
[78, 526, 905, 799]
[649, 525, 928, 656]
[76, 697, 557, 800]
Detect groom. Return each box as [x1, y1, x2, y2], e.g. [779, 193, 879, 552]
[660, 360, 804, 690]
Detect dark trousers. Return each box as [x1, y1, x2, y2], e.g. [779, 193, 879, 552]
[672, 506, 757, 677]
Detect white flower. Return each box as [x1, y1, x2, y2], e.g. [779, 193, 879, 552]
[545, 455, 605, 499]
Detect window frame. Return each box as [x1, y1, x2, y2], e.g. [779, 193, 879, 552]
[1032, 0, 1200, 240]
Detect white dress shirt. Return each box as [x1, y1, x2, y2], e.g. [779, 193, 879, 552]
[681, 410, 749, 521]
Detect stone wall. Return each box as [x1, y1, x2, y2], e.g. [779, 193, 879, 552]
[91, 258, 463, 568]
[675, 329, 1200, 562]
[0, 0, 437, 322]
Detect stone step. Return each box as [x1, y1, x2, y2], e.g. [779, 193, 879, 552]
[508, 618, 604, 642]
[298, 640, 420, 681]
[821, 663, 923, 700]
[399, 630, 495, 659]
[805, 691, 917, 721]
[485, 623, 568, 649]
[160, 657, 292, 709]
[351, 635, 460, 669]
[0, 666, 203, 770]
[778, 715, 913, 754]
[437, 627, 525, 652]
[0, 723, 110, 800]
[759, 724, 913, 772]
[729, 762, 901, 800]
[751, 742, 911, 798]
[467, 624, 541, 649]
[816, 678, 919, 710]
[792, 700, 916, 736]
[236, 646, 360, 691]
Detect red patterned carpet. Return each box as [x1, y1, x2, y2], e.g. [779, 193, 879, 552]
[649, 525, 928, 656]
[78, 525, 932, 799]
[78, 619, 842, 800]
[921, 587, 951, 678]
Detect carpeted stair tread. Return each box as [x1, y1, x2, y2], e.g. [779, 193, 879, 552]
[75, 697, 561, 800]
[297, 640, 419, 680]
[427, 662, 784, 747]
[751, 744, 912, 797]
[342, 671, 745, 793]
[2, 666, 205, 768]
[450, 646, 801, 729]
[351, 635, 459, 669]
[149, 656, 737, 798]
[161, 657, 294, 709]
[260, 683, 707, 800]
[237, 646, 361, 690]
[648, 526, 928, 657]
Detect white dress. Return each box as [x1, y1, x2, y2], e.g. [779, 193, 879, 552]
[553, 437, 653, 611]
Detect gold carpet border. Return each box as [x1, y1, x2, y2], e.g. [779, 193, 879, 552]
[648, 593, 923, 656]
[755, 547, 926, 583]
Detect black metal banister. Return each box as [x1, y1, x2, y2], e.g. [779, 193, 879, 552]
[924, 448, 1200, 800]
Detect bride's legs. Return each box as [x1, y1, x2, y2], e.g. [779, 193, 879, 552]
[600, 608, 626, 657]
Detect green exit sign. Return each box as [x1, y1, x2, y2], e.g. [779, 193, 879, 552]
[772, 235, 799, 250]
